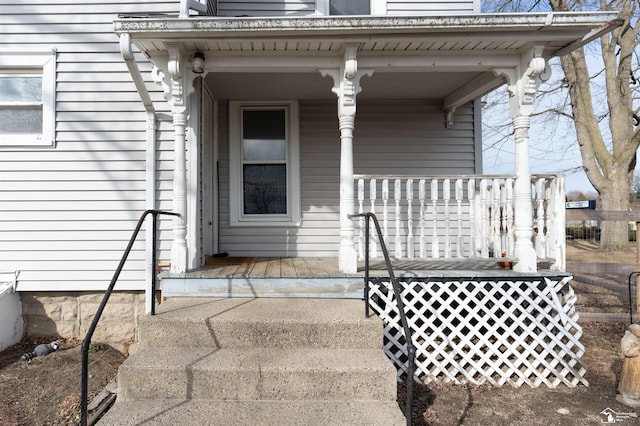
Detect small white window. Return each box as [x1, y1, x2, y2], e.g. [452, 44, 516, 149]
[329, 0, 370, 15]
[317, 0, 384, 15]
[229, 101, 300, 226]
[0, 51, 56, 147]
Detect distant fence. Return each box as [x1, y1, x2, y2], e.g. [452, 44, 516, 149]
[565, 209, 640, 322]
[566, 210, 640, 242]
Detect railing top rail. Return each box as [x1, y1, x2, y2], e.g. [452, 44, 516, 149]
[353, 173, 563, 180]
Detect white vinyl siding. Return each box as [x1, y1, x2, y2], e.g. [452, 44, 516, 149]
[217, 99, 476, 257]
[217, 0, 479, 16]
[385, 0, 480, 15]
[0, 1, 179, 291]
[218, 0, 317, 16]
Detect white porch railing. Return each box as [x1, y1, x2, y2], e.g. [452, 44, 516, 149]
[353, 174, 566, 270]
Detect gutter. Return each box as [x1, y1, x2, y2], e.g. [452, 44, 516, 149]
[553, 18, 623, 56]
[114, 12, 621, 37]
[119, 33, 157, 315]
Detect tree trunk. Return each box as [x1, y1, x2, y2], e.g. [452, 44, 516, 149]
[598, 175, 632, 250]
[549, 0, 640, 250]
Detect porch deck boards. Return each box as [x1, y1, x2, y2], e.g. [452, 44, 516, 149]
[184, 257, 564, 280]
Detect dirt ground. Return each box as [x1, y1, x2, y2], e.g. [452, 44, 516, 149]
[400, 322, 632, 425]
[0, 339, 124, 426]
[0, 239, 638, 425]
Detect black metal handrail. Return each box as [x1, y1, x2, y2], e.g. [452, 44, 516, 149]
[349, 212, 416, 426]
[80, 209, 179, 426]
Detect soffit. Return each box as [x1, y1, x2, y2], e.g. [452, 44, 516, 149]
[115, 12, 620, 58]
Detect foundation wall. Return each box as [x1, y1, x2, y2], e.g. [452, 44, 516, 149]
[20, 291, 146, 352]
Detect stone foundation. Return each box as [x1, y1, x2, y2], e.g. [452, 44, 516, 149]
[20, 291, 147, 353]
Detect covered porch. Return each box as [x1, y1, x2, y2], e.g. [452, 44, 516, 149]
[114, 12, 619, 278]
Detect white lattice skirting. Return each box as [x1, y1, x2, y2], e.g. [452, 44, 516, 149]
[369, 276, 587, 388]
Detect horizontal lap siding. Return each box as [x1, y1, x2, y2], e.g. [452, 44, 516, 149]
[217, 99, 476, 257]
[0, 1, 178, 291]
[217, 0, 478, 16]
[386, 1, 479, 14]
[218, 0, 316, 16]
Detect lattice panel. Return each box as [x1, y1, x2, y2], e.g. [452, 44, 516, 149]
[369, 276, 587, 388]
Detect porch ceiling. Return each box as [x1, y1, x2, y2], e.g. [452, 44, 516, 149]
[115, 12, 620, 58]
[205, 71, 482, 100]
[115, 12, 620, 103]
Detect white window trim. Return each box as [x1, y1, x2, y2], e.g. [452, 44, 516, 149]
[229, 100, 301, 227]
[0, 50, 56, 148]
[316, 0, 385, 15]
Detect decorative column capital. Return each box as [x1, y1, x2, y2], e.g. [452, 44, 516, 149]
[319, 44, 373, 117]
[492, 45, 551, 117]
[150, 45, 201, 115]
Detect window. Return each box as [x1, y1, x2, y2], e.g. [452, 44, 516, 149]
[229, 101, 300, 226]
[317, 0, 380, 15]
[329, 0, 370, 15]
[0, 51, 56, 147]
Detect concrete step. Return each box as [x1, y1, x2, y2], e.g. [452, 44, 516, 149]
[139, 297, 382, 349]
[98, 399, 407, 425]
[98, 297, 406, 425]
[118, 347, 397, 401]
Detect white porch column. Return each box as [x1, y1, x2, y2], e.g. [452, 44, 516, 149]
[165, 46, 190, 273]
[494, 46, 550, 273]
[512, 114, 536, 272]
[320, 45, 373, 273]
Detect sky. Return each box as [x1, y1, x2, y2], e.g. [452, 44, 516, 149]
[481, 47, 615, 198]
[481, 87, 597, 196]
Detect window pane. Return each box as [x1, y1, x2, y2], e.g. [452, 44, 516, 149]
[330, 0, 370, 15]
[0, 108, 42, 133]
[0, 76, 42, 102]
[243, 138, 286, 161]
[243, 164, 287, 214]
[243, 109, 285, 140]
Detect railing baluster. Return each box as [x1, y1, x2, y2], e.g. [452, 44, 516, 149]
[550, 175, 566, 270]
[443, 179, 451, 258]
[383, 179, 389, 247]
[358, 178, 365, 261]
[543, 179, 552, 259]
[406, 179, 414, 259]
[479, 179, 489, 257]
[491, 179, 504, 257]
[369, 178, 378, 258]
[419, 179, 426, 259]
[535, 178, 547, 258]
[350, 173, 565, 268]
[491, 179, 501, 257]
[431, 179, 439, 258]
[505, 178, 514, 257]
[395, 179, 402, 258]
[468, 179, 476, 257]
[500, 182, 508, 257]
[455, 179, 463, 258]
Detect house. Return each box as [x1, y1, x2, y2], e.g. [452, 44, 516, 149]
[1, 0, 619, 396]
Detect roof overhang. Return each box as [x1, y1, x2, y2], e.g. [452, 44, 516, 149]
[114, 12, 621, 104]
